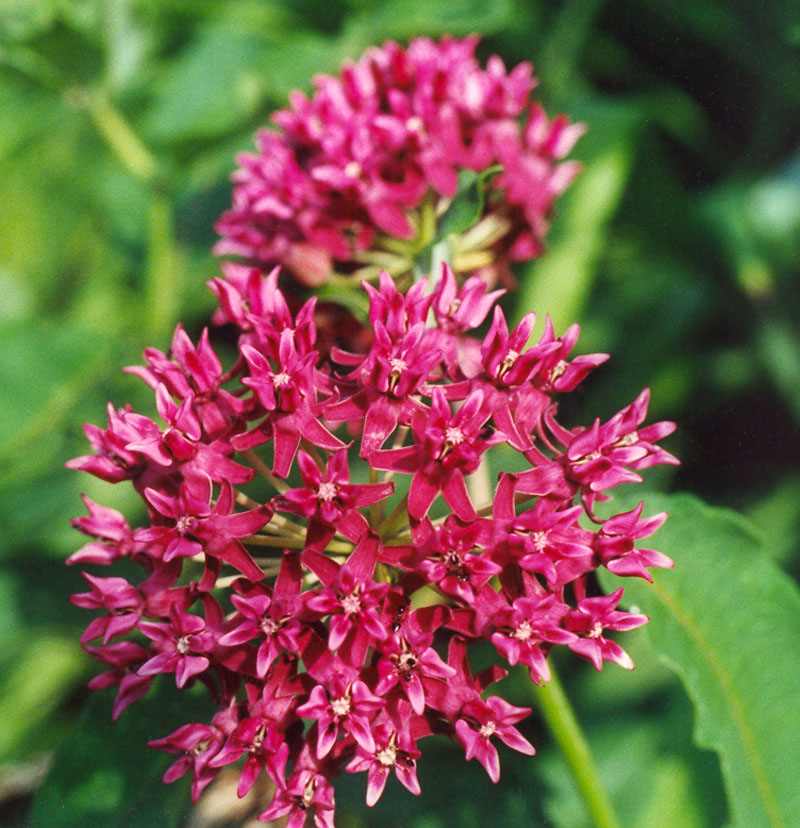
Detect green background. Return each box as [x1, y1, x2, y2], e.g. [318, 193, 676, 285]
[1, 1, 799, 826]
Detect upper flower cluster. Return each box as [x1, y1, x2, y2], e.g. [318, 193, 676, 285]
[68, 262, 677, 826]
[215, 35, 583, 287]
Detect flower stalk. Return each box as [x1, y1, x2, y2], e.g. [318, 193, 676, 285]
[533, 664, 622, 828]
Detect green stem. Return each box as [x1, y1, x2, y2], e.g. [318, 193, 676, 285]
[376, 493, 409, 539]
[533, 664, 622, 828]
[145, 191, 181, 342]
[241, 449, 289, 493]
[84, 91, 157, 183]
[84, 91, 158, 182]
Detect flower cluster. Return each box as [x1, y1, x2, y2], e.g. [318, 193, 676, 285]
[68, 262, 677, 826]
[214, 35, 584, 288]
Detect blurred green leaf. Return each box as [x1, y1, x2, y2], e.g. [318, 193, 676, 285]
[756, 319, 800, 422]
[0, 0, 57, 41]
[515, 100, 640, 332]
[102, 0, 152, 93]
[599, 492, 800, 828]
[142, 23, 266, 143]
[436, 166, 501, 241]
[0, 635, 87, 762]
[0, 319, 113, 460]
[540, 698, 716, 828]
[256, 30, 343, 101]
[30, 681, 209, 828]
[745, 475, 800, 567]
[343, 0, 515, 42]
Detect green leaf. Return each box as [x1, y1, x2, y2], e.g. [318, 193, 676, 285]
[315, 282, 370, 323]
[30, 680, 210, 828]
[142, 24, 266, 143]
[515, 99, 640, 333]
[0, 635, 88, 762]
[0, 319, 113, 457]
[342, 0, 514, 42]
[598, 492, 800, 828]
[435, 165, 502, 241]
[0, 0, 56, 41]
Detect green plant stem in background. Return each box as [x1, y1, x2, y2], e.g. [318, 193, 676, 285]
[82, 91, 181, 341]
[533, 665, 622, 828]
[84, 91, 157, 183]
[145, 191, 182, 342]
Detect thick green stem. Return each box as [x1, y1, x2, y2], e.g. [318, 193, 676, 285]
[533, 665, 622, 828]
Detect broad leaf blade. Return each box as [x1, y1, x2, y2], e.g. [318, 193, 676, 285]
[598, 492, 800, 828]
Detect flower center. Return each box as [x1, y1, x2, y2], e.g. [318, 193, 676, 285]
[445, 426, 464, 445]
[376, 744, 397, 767]
[396, 650, 419, 673]
[387, 358, 407, 392]
[317, 481, 338, 502]
[588, 621, 604, 639]
[190, 738, 210, 757]
[252, 723, 266, 749]
[549, 359, 568, 382]
[330, 695, 351, 717]
[175, 516, 194, 535]
[340, 591, 362, 615]
[514, 620, 534, 641]
[345, 161, 362, 179]
[575, 450, 601, 465]
[272, 372, 291, 388]
[261, 617, 280, 637]
[302, 776, 316, 807]
[499, 349, 519, 378]
[531, 530, 549, 552]
[406, 116, 424, 134]
[176, 636, 190, 654]
[479, 721, 497, 739]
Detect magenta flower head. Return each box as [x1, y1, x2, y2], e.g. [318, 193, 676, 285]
[214, 35, 583, 289]
[68, 260, 676, 823]
[66, 34, 676, 828]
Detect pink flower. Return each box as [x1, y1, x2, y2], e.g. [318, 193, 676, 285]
[68, 496, 136, 566]
[217, 554, 304, 678]
[304, 533, 390, 651]
[68, 265, 677, 822]
[296, 676, 384, 758]
[215, 36, 582, 287]
[565, 588, 649, 671]
[82, 641, 153, 720]
[490, 595, 576, 684]
[374, 608, 456, 714]
[455, 695, 535, 782]
[276, 448, 393, 550]
[259, 761, 336, 828]
[369, 387, 501, 521]
[345, 719, 422, 806]
[138, 605, 216, 688]
[148, 713, 234, 802]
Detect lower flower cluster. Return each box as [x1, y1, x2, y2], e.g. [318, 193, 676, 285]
[68, 264, 677, 827]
